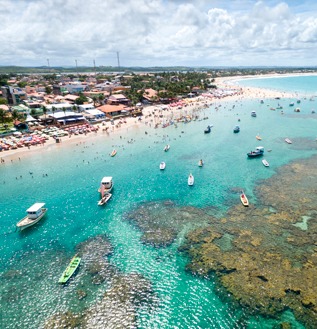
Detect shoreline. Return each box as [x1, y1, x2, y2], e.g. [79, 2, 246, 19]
[0, 73, 302, 163]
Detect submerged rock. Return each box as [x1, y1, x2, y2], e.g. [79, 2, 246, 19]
[125, 200, 214, 247]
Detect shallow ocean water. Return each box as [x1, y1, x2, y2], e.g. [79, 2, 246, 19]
[1, 78, 316, 328]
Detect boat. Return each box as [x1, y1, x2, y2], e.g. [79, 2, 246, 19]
[58, 254, 81, 284]
[163, 144, 170, 152]
[256, 135, 262, 140]
[233, 125, 240, 133]
[251, 111, 257, 117]
[262, 159, 270, 167]
[160, 162, 166, 170]
[16, 203, 47, 231]
[110, 149, 117, 157]
[285, 138, 292, 144]
[188, 173, 194, 186]
[240, 191, 249, 207]
[98, 176, 114, 193]
[204, 125, 212, 133]
[294, 108, 300, 112]
[247, 146, 264, 158]
[198, 159, 204, 167]
[98, 192, 112, 206]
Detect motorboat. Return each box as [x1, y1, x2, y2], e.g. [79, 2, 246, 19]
[163, 144, 170, 152]
[58, 254, 81, 284]
[251, 111, 257, 117]
[262, 159, 270, 167]
[198, 159, 204, 167]
[247, 146, 264, 158]
[188, 173, 194, 186]
[294, 108, 300, 112]
[233, 125, 240, 133]
[204, 125, 213, 133]
[16, 203, 47, 230]
[285, 138, 292, 144]
[160, 162, 166, 170]
[98, 176, 114, 193]
[110, 149, 117, 157]
[240, 191, 249, 207]
[98, 193, 112, 206]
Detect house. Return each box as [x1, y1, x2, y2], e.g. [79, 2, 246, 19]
[107, 94, 129, 105]
[142, 88, 159, 103]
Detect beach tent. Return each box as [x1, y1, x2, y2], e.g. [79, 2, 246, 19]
[25, 114, 38, 122]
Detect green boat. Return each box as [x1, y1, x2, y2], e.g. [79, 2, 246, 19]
[58, 255, 81, 284]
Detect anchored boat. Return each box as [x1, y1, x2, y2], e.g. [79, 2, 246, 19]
[98, 176, 114, 194]
[16, 203, 47, 231]
[58, 255, 81, 284]
[247, 146, 264, 158]
[240, 191, 249, 207]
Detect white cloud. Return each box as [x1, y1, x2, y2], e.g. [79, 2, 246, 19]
[0, 0, 317, 66]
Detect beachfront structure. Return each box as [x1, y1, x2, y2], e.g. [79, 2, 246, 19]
[98, 104, 133, 118]
[49, 111, 86, 125]
[83, 109, 106, 121]
[78, 104, 95, 112]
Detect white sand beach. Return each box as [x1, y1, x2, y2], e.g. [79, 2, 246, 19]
[0, 74, 300, 163]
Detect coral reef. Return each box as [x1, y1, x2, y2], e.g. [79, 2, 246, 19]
[44, 235, 154, 329]
[180, 155, 317, 328]
[124, 200, 212, 247]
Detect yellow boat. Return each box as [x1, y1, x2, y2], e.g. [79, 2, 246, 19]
[256, 135, 262, 140]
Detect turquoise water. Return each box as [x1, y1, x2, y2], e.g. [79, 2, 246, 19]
[1, 79, 317, 328]
[236, 74, 317, 96]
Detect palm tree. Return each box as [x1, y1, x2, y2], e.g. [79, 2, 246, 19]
[0, 108, 7, 125]
[43, 106, 47, 119]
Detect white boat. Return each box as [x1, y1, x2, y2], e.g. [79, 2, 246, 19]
[98, 193, 112, 206]
[262, 159, 269, 167]
[98, 176, 114, 194]
[188, 173, 194, 186]
[198, 159, 204, 167]
[163, 145, 170, 152]
[285, 138, 292, 144]
[160, 162, 166, 170]
[16, 203, 47, 230]
[110, 149, 117, 157]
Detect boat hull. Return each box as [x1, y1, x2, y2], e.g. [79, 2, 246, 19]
[98, 193, 112, 206]
[240, 194, 249, 206]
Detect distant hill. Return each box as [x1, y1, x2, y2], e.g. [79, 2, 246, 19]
[0, 65, 316, 75]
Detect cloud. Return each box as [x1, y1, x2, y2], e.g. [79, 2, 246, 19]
[0, 0, 317, 66]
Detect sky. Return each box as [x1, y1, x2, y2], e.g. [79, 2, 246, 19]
[1, 0, 317, 67]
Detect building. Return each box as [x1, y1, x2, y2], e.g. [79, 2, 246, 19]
[1, 86, 27, 105]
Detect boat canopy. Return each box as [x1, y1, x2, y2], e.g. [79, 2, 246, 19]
[101, 176, 113, 184]
[255, 146, 264, 152]
[26, 203, 45, 213]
